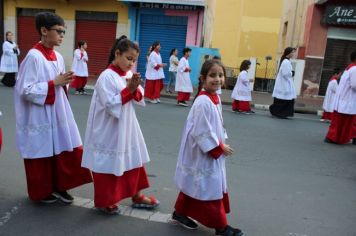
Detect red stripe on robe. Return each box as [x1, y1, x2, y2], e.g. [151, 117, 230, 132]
[144, 79, 163, 99]
[174, 191, 230, 229]
[24, 146, 93, 201]
[92, 167, 150, 208]
[326, 112, 356, 144]
[232, 100, 251, 112]
[177, 92, 190, 102]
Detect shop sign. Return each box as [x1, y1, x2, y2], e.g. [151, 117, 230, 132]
[325, 5, 356, 25]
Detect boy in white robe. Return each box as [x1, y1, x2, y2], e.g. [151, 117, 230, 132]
[0, 31, 20, 87]
[320, 68, 341, 122]
[14, 12, 92, 203]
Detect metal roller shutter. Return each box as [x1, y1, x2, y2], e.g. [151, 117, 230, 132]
[319, 38, 356, 95]
[137, 14, 188, 83]
[75, 20, 117, 77]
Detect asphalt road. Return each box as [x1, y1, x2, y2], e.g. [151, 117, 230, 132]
[0, 85, 355, 236]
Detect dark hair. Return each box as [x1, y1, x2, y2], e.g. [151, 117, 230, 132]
[151, 41, 160, 52]
[350, 51, 356, 62]
[212, 55, 221, 60]
[35, 12, 65, 36]
[170, 48, 177, 56]
[107, 35, 140, 65]
[240, 60, 251, 72]
[78, 40, 86, 48]
[278, 47, 296, 70]
[194, 59, 226, 100]
[333, 68, 341, 75]
[5, 31, 12, 37]
[183, 47, 192, 55]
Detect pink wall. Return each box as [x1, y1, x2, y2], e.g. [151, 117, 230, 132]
[165, 9, 203, 46]
[304, 5, 328, 57]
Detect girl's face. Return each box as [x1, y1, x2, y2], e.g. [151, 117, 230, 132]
[6, 33, 13, 41]
[83, 43, 87, 50]
[203, 64, 225, 94]
[154, 44, 161, 52]
[286, 50, 296, 59]
[174, 49, 178, 56]
[113, 47, 139, 72]
[41, 24, 66, 47]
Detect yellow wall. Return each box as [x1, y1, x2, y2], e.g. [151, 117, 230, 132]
[4, 0, 128, 23]
[210, 0, 282, 78]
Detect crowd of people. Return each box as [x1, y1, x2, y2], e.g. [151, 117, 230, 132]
[0, 10, 355, 236]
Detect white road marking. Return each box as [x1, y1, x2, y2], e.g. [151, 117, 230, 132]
[72, 196, 171, 223]
[0, 203, 21, 227]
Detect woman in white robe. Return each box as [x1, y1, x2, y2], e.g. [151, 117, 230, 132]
[1, 31, 20, 87]
[269, 47, 296, 119]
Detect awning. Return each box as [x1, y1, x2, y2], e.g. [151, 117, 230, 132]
[120, 0, 205, 6]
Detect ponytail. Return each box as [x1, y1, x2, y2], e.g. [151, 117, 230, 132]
[107, 35, 139, 66]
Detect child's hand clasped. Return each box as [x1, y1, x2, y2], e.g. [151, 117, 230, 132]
[223, 144, 234, 156]
[54, 71, 74, 86]
[127, 73, 141, 93]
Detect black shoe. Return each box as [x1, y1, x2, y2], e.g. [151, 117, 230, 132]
[352, 139, 356, 145]
[215, 225, 243, 236]
[324, 137, 336, 144]
[53, 191, 74, 204]
[171, 211, 198, 230]
[40, 194, 58, 204]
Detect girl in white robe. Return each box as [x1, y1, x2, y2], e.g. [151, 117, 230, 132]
[0, 31, 20, 87]
[269, 47, 296, 119]
[231, 60, 253, 113]
[144, 41, 166, 103]
[14, 12, 92, 204]
[321, 68, 340, 122]
[172, 59, 243, 236]
[70, 40, 89, 95]
[175, 48, 193, 106]
[82, 35, 159, 214]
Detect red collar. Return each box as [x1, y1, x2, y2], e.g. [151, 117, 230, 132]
[33, 42, 57, 61]
[346, 63, 356, 71]
[330, 75, 338, 81]
[108, 64, 127, 76]
[198, 90, 220, 105]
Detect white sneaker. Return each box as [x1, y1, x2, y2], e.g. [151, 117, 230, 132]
[156, 99, 161, 103]
[150, 99, 158, 104]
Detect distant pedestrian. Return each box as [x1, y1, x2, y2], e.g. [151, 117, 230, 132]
[231, 60, 254, 114]
[70, 40, 89, 95]
[325, 51, 356, 145]
[1, 31, 20, 87]
[269, 47, 296, 119]
[171, 59, 243, 236]
[14, 12, 92, 204]
[82, 35, 160, 214]
[167, 48, 179, 93]
[144, 41, 166, 103]
[213, 55, 223, 95]
[175, 47, 192, 106]
[320, 68, 341, 122]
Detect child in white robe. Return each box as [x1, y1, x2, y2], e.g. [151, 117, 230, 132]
[172, 59, 244, 236]
[320, 68, 340, 122]
[14, 12, 92, 204]
[231, 60, 253, 114]
[82, 35, 159, 214]
[70, 40, 89, 95]
[175, 48, 193, 106]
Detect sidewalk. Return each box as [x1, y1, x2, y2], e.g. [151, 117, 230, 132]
[160, 89, 323, 114]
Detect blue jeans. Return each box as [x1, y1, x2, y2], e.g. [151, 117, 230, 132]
[167, 71, 176, 91]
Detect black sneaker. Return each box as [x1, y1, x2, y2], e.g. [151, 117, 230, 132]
[53, 191, 74, 204]
[171, 211, 198, 230]
[215, 225, 243, 236]
[40, 194, 58, 204]
[352, 139, 356, 145]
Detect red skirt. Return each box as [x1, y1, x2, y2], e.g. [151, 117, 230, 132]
[326, 112, 356, 144]
[93, 167, 150, 208]
[0, 128, 2, 152]
[322, 111, 333, 121]
[24, 146, 93, 201]
[144, 79, 163, 99]
[70, 76, 88, 89]
[177, 92, 191, 102]
[174, 192, 230, 229]
[232, 100, 251, 112]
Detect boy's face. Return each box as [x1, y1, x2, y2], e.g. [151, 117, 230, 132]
[41, 24, 66, 46]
